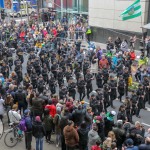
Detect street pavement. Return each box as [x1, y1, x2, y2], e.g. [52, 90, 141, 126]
[0, 24, 150, 149]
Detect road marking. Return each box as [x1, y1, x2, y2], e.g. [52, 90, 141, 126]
[141, 123, 150, 127]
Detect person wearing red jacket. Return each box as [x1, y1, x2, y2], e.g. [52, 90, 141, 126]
[129, 49, 136, 61]
[52, 27, 57, 38]
[45, 100, 56, 133]
[19, 30, 26, 42]
[45, 100, 56, 118]
[99, 55, 109, 69]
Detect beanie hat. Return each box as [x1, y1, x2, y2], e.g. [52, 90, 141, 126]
[24, 109, 30, 115]
[35, 116, 41, 122]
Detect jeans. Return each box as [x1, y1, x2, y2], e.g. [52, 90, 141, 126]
[35, 138, 44, 150]
[56, 133, 61, 145]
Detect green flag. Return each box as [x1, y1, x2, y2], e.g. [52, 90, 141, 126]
[121, 0, 141, 21]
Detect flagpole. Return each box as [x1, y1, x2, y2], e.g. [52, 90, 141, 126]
[140, 5, 144, 40]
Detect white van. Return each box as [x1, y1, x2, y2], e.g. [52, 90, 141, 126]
[9, 1, 36, 17]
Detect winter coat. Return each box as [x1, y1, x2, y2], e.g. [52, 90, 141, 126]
[139, 143, 150, 150]
[88, 129, 100, 150]
[112, 127, 126, 147]
[45, 104, 56, 118]
[43, 115, 53, 131]
[53, 114, 61, 134]
[99, 59, 109, 69]
[111, 56, 118, 69]
[32, 121, 46, 139]
[14, 89, 27, 105]
[97, 122, 105, 142]
[130, 52, 136, 60]
[77, 127, 88, 146]
[126, 146, 139, 150]
[72, 109, 86, 126]
[63, 125, 79, 147]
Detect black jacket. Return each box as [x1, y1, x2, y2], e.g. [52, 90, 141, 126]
[14, 89, 27, 105]
[77, 128, 88, 146]
[32, 121, 46, 138]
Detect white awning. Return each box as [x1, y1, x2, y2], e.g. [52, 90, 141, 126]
[142, 23, 150, 29]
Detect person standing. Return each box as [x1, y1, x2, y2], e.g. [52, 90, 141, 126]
[24, 109, 33, 150]
[108, 75, 117, 109]
[118, 75, 125, 102]
[63, 120, 79, 150]
[43, 109, 53, 143]
[85, 69, 94, 99]
[32, 116, 46, 150]
[123, 67, 129, 96]
[8, 104, 21, 124]
[77, 121, 89, 150]
[78, 76, 86, 101]
[14, 86, 27, 114]
[136, 84, 145, 118]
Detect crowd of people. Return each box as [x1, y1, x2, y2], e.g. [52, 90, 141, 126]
[0, 15, 150, 150]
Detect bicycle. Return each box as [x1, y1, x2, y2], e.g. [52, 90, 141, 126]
[4, 122, 23, 148]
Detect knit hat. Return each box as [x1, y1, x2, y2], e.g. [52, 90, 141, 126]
[24, 109, 30, 115]
[35, 116, 41, 122]
[96, 116, 102, 121]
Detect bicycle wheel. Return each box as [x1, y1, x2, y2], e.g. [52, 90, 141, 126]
[0, 119, 4, 140]
[4, 130, 18, 147]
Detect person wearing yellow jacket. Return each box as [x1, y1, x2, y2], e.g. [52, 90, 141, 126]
[128, 75, 133, 86]
[86, 26, 92, 42]
[35, 40, 43, 56]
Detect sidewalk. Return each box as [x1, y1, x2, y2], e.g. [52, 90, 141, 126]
[0, 132, 58, 150]
[80, 40, 142, 59]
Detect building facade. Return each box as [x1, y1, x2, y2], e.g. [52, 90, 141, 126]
[89, 0, 150, 43]
[54, 0, 88, 18]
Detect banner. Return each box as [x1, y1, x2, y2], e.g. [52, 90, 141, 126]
[0, 0, 4, 9]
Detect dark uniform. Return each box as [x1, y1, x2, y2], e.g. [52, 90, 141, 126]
[103, 84, 110, 112]
[118, 76, 125, 102]
[96, 71, 103, 88]
[78, 77, 86, 101]
[136, 84, 145, 118]
[68, 78, 76, 100]
[108, 76, 117, 108]
[85, 70, 93, 99]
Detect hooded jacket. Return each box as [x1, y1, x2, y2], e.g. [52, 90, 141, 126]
[77, 127, 88, 146]
[63, 125, 79, 147]
[88, 129, 100, 149]
[32, 121, 46, 138]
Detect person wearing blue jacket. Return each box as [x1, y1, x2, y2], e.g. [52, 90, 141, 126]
[24, 109, 33, 150]
[125, 138, 139, 150]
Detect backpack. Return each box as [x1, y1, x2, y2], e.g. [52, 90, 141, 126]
[19, 118, 27, 132]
